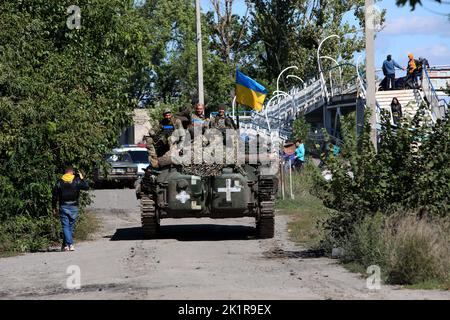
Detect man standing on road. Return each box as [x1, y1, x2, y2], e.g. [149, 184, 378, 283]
[52, 166, 89, 252]
[382, 55, 404, 90]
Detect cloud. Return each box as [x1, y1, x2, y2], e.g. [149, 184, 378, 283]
[409, 44, 450, 65]
[381, 16, 450, 38]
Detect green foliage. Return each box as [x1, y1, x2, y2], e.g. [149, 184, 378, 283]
[341, 213, 388, 267]
[338, 213, 450, 287]
[137, 0, 235, 111]
[317, 107, 449, 241]
[0, 0, 154, 251]
[248, 0, 385, 85]
[292, 115, 311, 142]
[396, 0, 444, 11]
[0, 215, 58, 253]
[313, 105, 450, 286]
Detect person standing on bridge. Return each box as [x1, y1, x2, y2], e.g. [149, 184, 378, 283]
[52, 166, 89, 252]
[382, 55, 404, 90]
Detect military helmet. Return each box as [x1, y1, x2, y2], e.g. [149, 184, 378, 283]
[163, 108, 172, 115]
[218, 103, 226, 111]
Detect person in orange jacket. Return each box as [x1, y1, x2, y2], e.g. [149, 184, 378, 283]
[406, 53, 420, 88]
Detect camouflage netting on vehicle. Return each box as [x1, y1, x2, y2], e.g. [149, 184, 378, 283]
[180, 163, 226, 176]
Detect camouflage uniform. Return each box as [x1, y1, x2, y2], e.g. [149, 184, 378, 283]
[190, 113, 209, 131]
[188, 113, 209, 165]
[210, 114, 236, 130]
[146, 116, 185, 168]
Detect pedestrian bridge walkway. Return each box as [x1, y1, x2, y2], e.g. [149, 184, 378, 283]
[238, 63, 448, 141]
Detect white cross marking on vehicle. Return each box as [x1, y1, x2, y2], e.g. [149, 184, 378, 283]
[217, 179, 241, 202]
[191, 176, 201, 185]
[176, 190, 190, 204]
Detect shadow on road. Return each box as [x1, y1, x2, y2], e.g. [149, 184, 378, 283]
[109, 224, 257, 241]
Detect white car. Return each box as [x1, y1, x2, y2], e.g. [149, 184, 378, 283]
[113, 144, 149, 177]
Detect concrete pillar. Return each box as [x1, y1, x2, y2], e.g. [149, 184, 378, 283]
[356, 97, 365, 136]
[323, 105, 333, 134]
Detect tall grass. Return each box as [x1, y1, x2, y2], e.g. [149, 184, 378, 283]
[276, 161, 331, 245]
[0, 210, 99, 256]
[338, 213, 450, 288]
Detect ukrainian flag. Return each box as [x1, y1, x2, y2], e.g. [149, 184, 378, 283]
[235, 69, 268, 112]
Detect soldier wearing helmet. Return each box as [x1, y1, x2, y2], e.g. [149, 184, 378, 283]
[145, 108, 185, 168]
[211, 103, 236, 130]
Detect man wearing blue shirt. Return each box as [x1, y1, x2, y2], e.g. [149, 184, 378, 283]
[382, 55, 405, 90]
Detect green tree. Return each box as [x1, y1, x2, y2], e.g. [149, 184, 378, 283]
[319, 107, 449, 240]
[248, 0, 384, 85]
[0, 0, 154, 249]
[137, 0, 236, 111]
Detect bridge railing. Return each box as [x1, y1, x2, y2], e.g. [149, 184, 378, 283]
[320, 63, 359, 99]
[422, 66, 448, 121]
[356, 66, 385, 127]
[250, 62, 361, 139]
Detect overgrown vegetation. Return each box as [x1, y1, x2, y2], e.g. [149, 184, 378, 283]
[291, 116, 311, 142]
[0, 0, 153, 253]
[276, 161, 330, 246]
[314, 107, 450, 288]
[0, 209, 99, 256]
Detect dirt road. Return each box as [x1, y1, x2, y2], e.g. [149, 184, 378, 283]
[0, 189, 449, 300]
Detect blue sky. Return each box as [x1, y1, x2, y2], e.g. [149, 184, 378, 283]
[200, 0, 450, 70]
[375, 0, 450, 68]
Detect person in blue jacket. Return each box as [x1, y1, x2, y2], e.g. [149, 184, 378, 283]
[382, 55, 405, 90]
[294, 139, 305, 169]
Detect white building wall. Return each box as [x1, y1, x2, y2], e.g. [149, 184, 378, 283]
[133, 109, 151, 144]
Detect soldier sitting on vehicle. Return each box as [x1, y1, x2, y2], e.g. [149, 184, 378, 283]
[210, 103, 236, 130]
[145, 109, 185, 168]
[189, 103, 209, 131]
[208, 103, 236, 149]
[174, 103, 192, 130]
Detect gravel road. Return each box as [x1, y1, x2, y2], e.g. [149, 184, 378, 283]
[0, 189, 449, 300]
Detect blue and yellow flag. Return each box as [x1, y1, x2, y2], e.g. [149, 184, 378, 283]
[235, 69, 268, 112]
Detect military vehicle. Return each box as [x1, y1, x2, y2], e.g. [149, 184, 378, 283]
[136, 131, 279, 239]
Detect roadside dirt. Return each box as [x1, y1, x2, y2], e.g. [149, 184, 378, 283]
[0, 189, 449, 300]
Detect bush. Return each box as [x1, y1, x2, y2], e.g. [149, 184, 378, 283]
[314, 107, 450, 287]
[0, 208, 99, 254]
[318, 107, 449, 241]
[341, 213, 388, 268]
[330, 213, 450, 287]
[0, 215, 59, 253]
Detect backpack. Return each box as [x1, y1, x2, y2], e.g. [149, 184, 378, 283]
[58, 178, 79, 202]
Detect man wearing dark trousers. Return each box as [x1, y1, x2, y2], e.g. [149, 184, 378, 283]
[52, 166, 89, 252]
[382, 54, 404, 90]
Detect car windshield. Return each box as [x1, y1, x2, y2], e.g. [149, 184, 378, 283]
[105, 152, 132, 163]
[128, 150, 148, 164]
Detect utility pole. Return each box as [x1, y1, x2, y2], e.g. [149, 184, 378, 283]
[195, 0, 204, 105]
[365, 0, 377, 152]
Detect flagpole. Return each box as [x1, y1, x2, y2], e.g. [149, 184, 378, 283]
[195, 0, 204, 104]
[236, 101, 240, 129]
